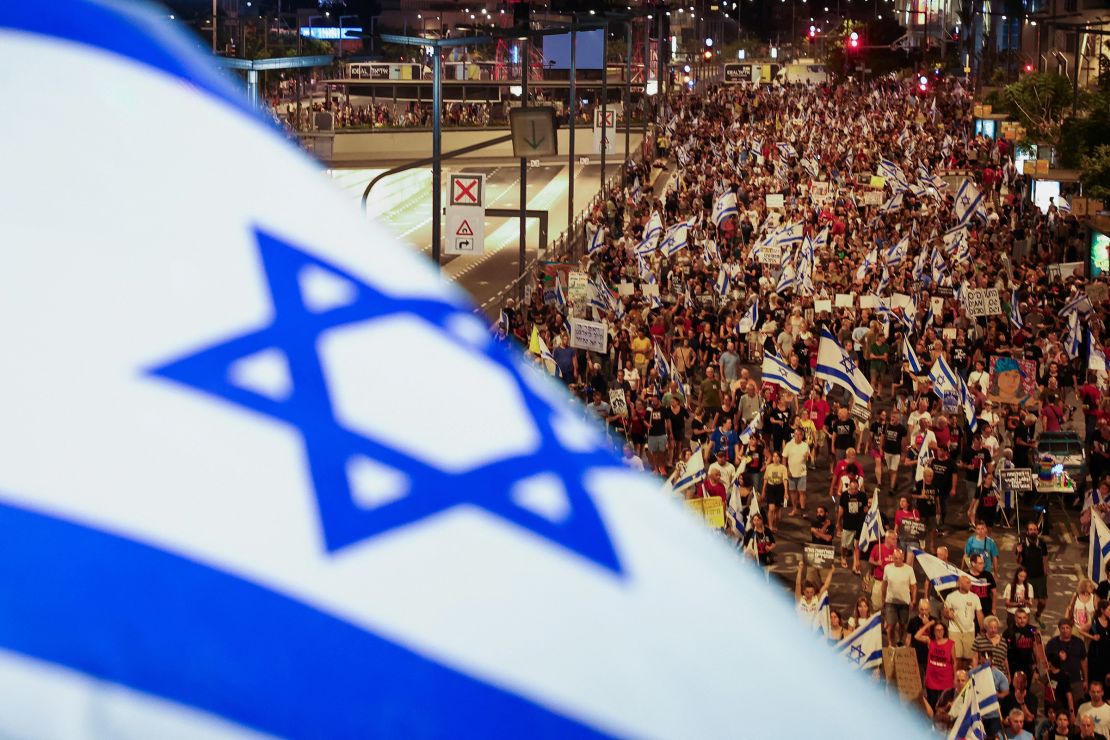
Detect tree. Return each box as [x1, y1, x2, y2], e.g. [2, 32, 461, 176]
[997, 72, 1075, 144]
[1081, 144, 1110, 201]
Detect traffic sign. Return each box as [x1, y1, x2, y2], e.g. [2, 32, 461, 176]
[445, 208, 485, 255]
[449, 173, 484, 207]
[509, 107, 558, 158]
[593, 107, 617, 155]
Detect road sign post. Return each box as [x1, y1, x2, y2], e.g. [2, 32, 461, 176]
[593, 108, 617, 155]
[509, 107, 558, 158]
[445, 172, 485, 255]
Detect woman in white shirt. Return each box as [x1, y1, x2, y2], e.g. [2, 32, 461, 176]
[1002, 566, 1036, 629]
[1068, 578, 1099, 642]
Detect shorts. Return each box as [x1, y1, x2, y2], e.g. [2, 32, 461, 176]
[840, 529, 859, 550]
[765, 484, 786, 507]
[1028, 576, 1047, 600]
[952, 632, 975, 660]
[789, 474, 807, 492]
[885, 453, 901, 470]
[884, 602, 910, 626]
[647, 434, 668, 453]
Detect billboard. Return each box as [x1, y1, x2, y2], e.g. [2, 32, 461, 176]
[542, 29, 605, 70]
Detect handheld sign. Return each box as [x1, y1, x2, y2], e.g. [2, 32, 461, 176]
[999, 468, 1034, 493]
[804, 543, 837, 568]
[898, 519, 928, 549]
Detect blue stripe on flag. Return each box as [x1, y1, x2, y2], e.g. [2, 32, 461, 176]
[0, 500, 601, 738]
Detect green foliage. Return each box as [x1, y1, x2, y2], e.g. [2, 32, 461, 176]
[997, 72, 1074, 143]
[1081, 144, 1110, 200]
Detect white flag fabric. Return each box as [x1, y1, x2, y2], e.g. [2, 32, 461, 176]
[953, 179, 987, 224]
[815, 328, 874, 404]
[761, 353, 804, 395]
[1090, 511, 1110, 584]
[0, 3, 925, 737]
[671, 446, 708, 494]
[947, 681, 987, 740]
[910, 548, 988, 591]
[835, 612, 883, 670]
[712, 190, 739, 228]
[644, 210, 664, 242]
[858, 490, 885, 555]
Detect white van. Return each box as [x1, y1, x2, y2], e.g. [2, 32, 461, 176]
[776, 63, 829, 85]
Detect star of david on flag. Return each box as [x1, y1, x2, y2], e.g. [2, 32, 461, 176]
[150, 228, 622, 572]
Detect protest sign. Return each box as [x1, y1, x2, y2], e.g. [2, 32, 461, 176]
[882, 647, 923, 703]
[567, 271, 589, 304]
[765, 193, 785, 209]
[687, 497, 726, 529]
[814, 299, 833, 313]
[570, 317, 609, 353]
[999, 468, 1034, 493]
[609, 388, 628, 418]
[863, 191, 883, 206]
[803, 543, 836, 568]
[758, 245, 783, 264]
[965, 288, 1002, 316]
[850, 403, 871, 423]
[930, 296, 943, 318]
[642, 283, 660, 297]
[859, 295, 879, 309]
[890, 293, 915, 311]
[942, 327, 957, 340]
[898, 519, 927, 548]
[835, 293, 855, 308]
[988, 356, 1038, 407]
[617, 282, 635, 296]
[869, 175, 886, 189]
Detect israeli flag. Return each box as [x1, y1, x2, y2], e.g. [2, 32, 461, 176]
[1091, 330, 1108, 372]
[712, 189, 739, 228]
[0, 4, 929, 737]
[801, 157, 820, 179]
[774, 222, 806, 249]
[855, 248, 877, 283]
[669, 357, 689, 405]
[644, 210, 664, 242]
[662, 222, 690, 256]
[815, 328, 874, 404]
[1009, 290, 1024, 330]
[715, 268, 730, 298]
[587, 223, 607, 254]
[776, 262, 798, 295]
[636, 232, 660, 255]
[947, 681, 987, 740]
[777, 142, 797, 160]
[738, 301, 760, 334]
[761, 353, 804, 395]
[1060, 291, 1094, 318]
[942, 224, 967, 254]
[928, 356, 960, 401]
[954, 178, 987, 224]
[835, 612, 883, 670]
[1057, 196, 1072, 213]
[910, 548, 988, 592]
[1090, 511, 1110, 584]
[630, 177, 643, 205]
[739, 412, 763, 445]
[878, 158, 901, 182]
[656, 344, 671, 381]
[553, 278, 567, 310]
[672, 446, 708, 494]
[885, 236, 908, 267]
[534, 331, 562, 378]
[878, 192, 903, 214]
[815, 591, 832, 636]
[1066, 310, 1082, 360]
[858, 490, 885, 556]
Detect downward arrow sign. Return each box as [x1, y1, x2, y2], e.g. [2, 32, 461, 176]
[523, 120, 545, 149]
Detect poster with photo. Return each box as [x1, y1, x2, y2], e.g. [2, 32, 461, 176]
[988, 356, 1038, 408]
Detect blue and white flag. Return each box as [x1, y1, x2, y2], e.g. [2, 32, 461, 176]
[715, 268, 730, 298]
[835, 612, 883, 670]
[801, 157, 820, 179]
[910, 548, 988, 592]
[655, 344, 671, 381]
[815, 591, 831, 636]
[953, 178, 988, 224]
[1060, 291, 1093, 318]
[815, 328, 874, 404]
[662, 222, 690, 256]
[0, 4, 924, 736]
[776, 262, 798, 294]
[928, 356, 960, 400]
[761, 353, 803, 395]
[587, 223, 607, 254]
[1056, 196, 1072, 213]
[858, 490, 885, 555]
[1090, 511, 1110, 584]
[739, 411, 762, 445]
[885, 237, 908, 267]
[1009, 290, 1024, 330]
[776, 142, 797, 160]
[712, 189, 739, 228]
[630, 177, 643, 205]
[878, 191, 903, 214]
[774, 222, 806, 250]
[553, 278, 567, 310]
[1066, 310, 1083, 360]
[855, 248, 878, 283]
[947, 681, 987, 740]
[1091, 330, 1108, 372]
[671, 446, 708, 494]
[644, 210, 664, 242]
[738, 301, 760, 334]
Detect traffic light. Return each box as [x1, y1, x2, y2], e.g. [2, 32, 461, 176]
[918, 75, 928, 92]
[847, 31, 860, 50]
[703, 49, 713, 61]
[1024, 63, 1034, 73]
[808, 25, 817, 40]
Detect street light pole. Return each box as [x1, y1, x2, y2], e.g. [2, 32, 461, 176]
[432, 44, 443, 264]
[568, 22, 576, 245]
[519, 34, 529, 278]
[600, 29, 608, 189]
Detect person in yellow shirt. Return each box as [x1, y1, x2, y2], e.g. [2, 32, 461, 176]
[631, 328, 652, 378]
[762, 451, 789, 533]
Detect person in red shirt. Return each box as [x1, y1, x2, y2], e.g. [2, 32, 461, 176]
[830, 448, 865, 500]
[917, 619, 956, 711]
[1080, 371, 1103, 442]
[697, 467, 729, 520]
[804, 390, 830, 463]
[869, 530, 899, 609]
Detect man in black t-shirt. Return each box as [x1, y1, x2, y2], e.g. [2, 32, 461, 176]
[766, 397, 792, 453]
[930, 446, 957, 530]
[830, 407, 857, 462]
[914, 467, 941, 528]
[967, 553, 997, 617]
[882, 409, 908, 492]
[1003, 609, 1041, 681]
[1016, 522, 1049, 626]
[1013, 413, 1037, 469]
[837, 480, 868, 573]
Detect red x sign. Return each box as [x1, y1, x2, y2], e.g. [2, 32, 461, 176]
[450, 175, 482, 206]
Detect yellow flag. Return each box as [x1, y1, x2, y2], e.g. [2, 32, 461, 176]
[528, 325, 541, 355]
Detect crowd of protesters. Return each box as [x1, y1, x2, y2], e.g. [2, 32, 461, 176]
[493, 74, 1110, 738]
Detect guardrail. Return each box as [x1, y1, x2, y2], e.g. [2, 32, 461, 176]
[478, 139, 656, 318]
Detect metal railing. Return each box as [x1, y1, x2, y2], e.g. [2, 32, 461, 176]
[478, 138, 655, 317]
